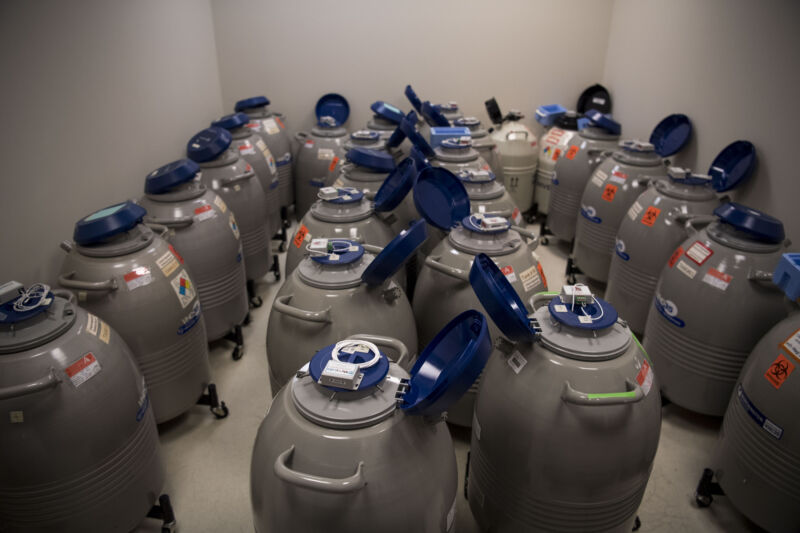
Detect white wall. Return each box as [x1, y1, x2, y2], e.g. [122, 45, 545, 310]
[210, 0, 615, 135]
[602, 0, 800, 243]
[0, 0, 225, 285]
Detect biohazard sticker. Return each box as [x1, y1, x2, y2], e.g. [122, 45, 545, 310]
[317, 148, 335, 160]
[602, 183, 618, 202]
[229, 214, 240, 239]
[668, 246, 684, 268]
[156, 250, 180, 277]
[123, 267, 152, 291]
[565, 145, 579, 160]
[591, 169, 608, 188]
[293, 224, 309, 248]
[702, 268, 733, 291]
[86, 313, 99, 336]
[65, 353, 101, 388]
[501, 265, 517, 282]
[686, 241, 713, 265]
[262, 118, 280, 135]
[676, 260, 697, 279]
[519, 266, 541, 292]
[641, 206, 661, 227]
[765, 354, 794, 389]
[781, 328, 800, 362]
[170, 270, 195, 308]
[237, 140, 256, 156]
[193, 203, 216, 223]
[214, 195, 228, 213]
[99, 321, 110, 344]
[551, 148, 562, 161]
[636, 360, 654, 396]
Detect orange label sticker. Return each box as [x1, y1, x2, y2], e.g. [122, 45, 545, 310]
[602, 184, 618, 202]
[641, 206, 661, 227]
[668, 246, 684, 268]
[551, 148, 562, 161]
[536, 263, 548, 290]
[765, 354, 794, 389]
[328, 156, 339, 172]
[169, 244, 184, 264]
[565, 145, 580, 160]
[293, 224, 309, 248]
[276, 116, 285, 129]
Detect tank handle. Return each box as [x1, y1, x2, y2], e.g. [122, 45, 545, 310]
[273, 295, 332, 323]
[505, 130, 529, 141]
[220, 168, 256, 187]
[510, 225, 539, 249]
[360, 243, 383, 255]
[274, 445, 366, 493]
[295, 131, 309, 143]
[58, 272, 118, 292]
[51, 288, 76, 304]
[561, 379, 644, 406]
[586, 149, 612, 169]
[531, 291, 560, 311]
[345, 333, 410, 367]
[144, 215, 194, 229]
[747, 269, 777, 285]
[424, 255, 470, 283]
[678, 214, 716, 236]
[0, 368, 61, 400]
[143, 222, 171, 239]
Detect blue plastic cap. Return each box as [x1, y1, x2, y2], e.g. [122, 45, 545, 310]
[462, 215, 510, 234]
[309, 342, 390, 392]
[361, 219, 428, 286]
[584, 110, 621, 135]
[714, 202, 785, 244]
[374, 158, 416, 212]
[346, 147, 396, 172]
[316, 93, 350, 126]
[234, 96, 270, 111]
[401, 310, 491, 416]
[409, 146, 430, 170]
[421, 101, 450, 127]
[186, 127, 233, 163]
[0, 285, 55, 324]
[145, 159, 201, 194]
[211, 112, 250, 131]
[323, 188, 364, 204]
[370, 101, 405, 124]
[400, 112, 435, 158]
[386, 121, 407, 149]
[413, 166, 470, 230]
[708, 140, 757, 192]
[773, 253, 800, 301]
[469, 254, 536, 342]
[535, 104, 567, 126]
[650, 114, 692, 157]
[547, 295, 618, 330]
[310, 240, 365, 265]
[405, 85, 423, 113]
[73, 201, 147, 246]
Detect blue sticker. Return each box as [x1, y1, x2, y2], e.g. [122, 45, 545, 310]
[276, 153, 292, 166]
[136, 392, 150, 422]
[552, 177, 559, 185]
[269, 180, 279, 190]
[580, 206, 602, 224]
[737, 384, 783, 439]
[177, 301, 201, 335]
[309, 179, 325, 187]
[615, 239, 630, 261]
[236, 252, 242, 263]
[654, 293, 685, 328]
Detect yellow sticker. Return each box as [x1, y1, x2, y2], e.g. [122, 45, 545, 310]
[156, 250, 180, 277]
[99, 321, 110, 344]
[214, 194, 227, 213]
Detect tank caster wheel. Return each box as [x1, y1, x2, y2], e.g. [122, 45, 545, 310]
[225, 325, 245, 361]
[198, 383, 229, 419]
[231, 345, 244, 361]
[695, 468, 724, 507]
[247, 279, 263, 308]
[524, 212, 536, 224]
[243, 312, 251, 326]
[632, 516, 641, 531]
[540, 237, 549, 246]
[271, 254, 281, 282]
[463, 451, 470, 500]
[279, 241, 287, 253]
[147, 494, 176, 533]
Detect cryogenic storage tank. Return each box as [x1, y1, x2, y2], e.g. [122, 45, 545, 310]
[534, 108, 581, 217]
[366, 100, 405, 140]
[453, 116, 499, 173]
[342, 130, 386, 153]
[468, 255, 661, 532]
[332, 147, 396, 199]
[643, 202, 788, 416]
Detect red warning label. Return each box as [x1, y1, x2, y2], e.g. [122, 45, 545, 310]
[668, 246, 684, 268]
[328, 156, 340, 172]
[537, 263, 548, 290]
[276, 116, 285, 129]
[65, 353, 101, 388]
[551, 148, 562, 161]
[686, 241, 713, 266]
[565, 145, 580, 160]
[765, 354, 794, 389]
[169, 244, 184, 264]
[293, 224, 309, 248]
[602, 184, 618, 202]
[641, 206, 661, 227]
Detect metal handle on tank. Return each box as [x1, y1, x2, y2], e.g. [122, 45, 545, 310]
[511, 225, 539, 248]
[0, 368, 61, 400]
[424, 256, 470, 282]
[58, 272, 118, 292]
[274, 445, 366, 493]
[680, 215, 716, 236]
[145, 215, 194, 229]
[586, 149, 612, 169]
[561, 379, 644, 406]
[273, 295, 332, 323]
[50, 288, 76, 304]
[295, 132, 309, 143]
[345, 333, 410, 367]
[531, 291, 560, 310]
[220, 169, 255, 186]
[142, 222, 170, 238]
[506, 130, 529, 141]
[360, 244, 384, 255]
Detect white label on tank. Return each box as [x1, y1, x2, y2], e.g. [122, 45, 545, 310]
[258, 141, 277, 175]
[473, 414, 481, 440]
[317, 148, 335, 160]
[686, 241, 713, 265]
[636, 360, 654, 396]
[214, 195, 228, 213]
[519, 266, 541, 292]
[333, 178, 344, 188]
[86, 313, 99, 336]
[591, 169, 608, 187]
[577, 315, 592, 324]
[348, 245, 359, 252]
[9, 411, 23, 423]
[676, 260, 697, 279]
[501, 265, 517, 282]
[237, 140, 256, 156]
[123, 267, 152, 291]
[193, 203, 217, 223]
[156, 250, 180, 277]
[781, 328, 800, 363]
[262, 118, 280, 135]
[229, 214, 240, 239]
[507, 351, 527, 374]
[99, 321, 110, 344]
[627, 201, 643, 221]
[233, 184, 241, 191]
[246, 121, 262, 132]
[446, 495, 457, 531]
[349, 227, 358, 240]
[512, 207, 521, 225]
[170, 269, 196, 308]
[702, 267, 733, 291]
[65, 353, 101, 388]
[554, 304, 568, 313]
[478, 204, 486, 214]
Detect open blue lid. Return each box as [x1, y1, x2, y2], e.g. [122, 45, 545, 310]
[145, 159, 201, 194]
[469, 254, 536, 342]
[401, 310, 491, 416]
[346, 147, 396, 172]
[309, 342, 390, 392]
[211, 112, 250, 131]
[413, 166, 470, 230]
[386, 124, 406, 149]
[315, 93, 350, 126]
[714, 202, 785, 244]
[535, 104, 567, 126]
[409, 146, 430, 170]
[547, 294, 618, 330]
[405, 85, 423, 113]
[773, 253, 800, 301]
[73, 201, 146, 246]
[374, 158, 416, 212]
[321, 187, 364, 204]
[421, 101, 450, 127]
[310, 240, 365, 265]
[186, 127, 232, 163]
[649, 114, 692, 157]
[371, 101, 405, 124]
[361, 219, 427, 286]
[584, 110, 621, 135]
[708, 140, 756, 192]
[234, 96, 270, 111]
[400, 111, 435, 158]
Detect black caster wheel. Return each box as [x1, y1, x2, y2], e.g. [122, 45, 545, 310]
[243, 313, 251, 326]
[540, 237, 549, 246]
[147, 494, 176, 533]
[632, 516, 641, 531]
[279, 242, 287, 253]
[250, 295, 263, 308]
[232, 345, 244, 361]
[524, 213, 536, 224]
[211, 401, 229, 419]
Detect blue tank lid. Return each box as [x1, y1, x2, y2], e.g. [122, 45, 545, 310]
[374, 158, 416, 212]
[73, 201, 146, 246]
[547, 293, 619, 330]
[386, 124, 406, 149]
[649, 114, 692, 157]
[409, 146, 430, 170]
[309, 341, 390, 392]
[401, 310, 491, 416]
[584, 110, 621, 135]
[361, 219, 427, 286]
[413, 166, 470, 230]
[145, 159, 201, 194]
[211, 112, 250, 131]
[773, 253, 800, 301]
[666, 167, 713, 186]
[234, 96, 270, 111]
[462, 214, 510, 234]
[441, 137, 472, 150]
[346, 147, 396, 172]
[708, 140, 757, 192]
[186, 127, 233, 163]
[0, 283, 55, 324]
[321, 187, 364, 204]
[371, 101, 405, 124]
[350, 130, 380, 142]
[421, 101, 450, 127]
[535, 104, 567, 126]
[405, 84, 423, 113]
[310, 240, 365, 265]
[469, 254, 537, 342]
[316, 93, 350, 127]
[400, 111, 435, 158]
[714, 202, 785, 244]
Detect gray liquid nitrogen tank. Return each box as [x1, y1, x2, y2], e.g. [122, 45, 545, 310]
[294, 93, 350, 220]
[342, 129, 387, 153]
[234, 95, 294, 212]
[572, 114, 693, 283]
[366, 100, 405, 140]
[468, 255, 661, 532]
[0, 283, 171, 533]
[412, 167, 546, 427]
[453, 116, 499, 174]
[643, 202, 789, 416]
[251, 310, 492, 533]
[332, 146, 396, 199]
[696, 253, 800, 533]
[187, 126, 278, 307]
[534, 107, 581, 217]
[265, 222, 426, 395]
[58, 201, 228, 423]
[138, 158, 250, 360]
[548, 110, 622, 242]
[285, 186, 397, 277]
[605, 141, 756, 334]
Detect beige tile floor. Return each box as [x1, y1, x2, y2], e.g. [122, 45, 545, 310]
[136, 222, 764, 533]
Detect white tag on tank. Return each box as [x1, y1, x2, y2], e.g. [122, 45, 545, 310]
[262, 118, 280, 135]
[676, 260, 697, 279]
[317, 148, 335, 160]
[578, 315, 593, 324]
[591, 169, 608, 187]
[627, 201, 643, 221]
[554, 304, 568, 313]
[507, 351, 527, 374]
